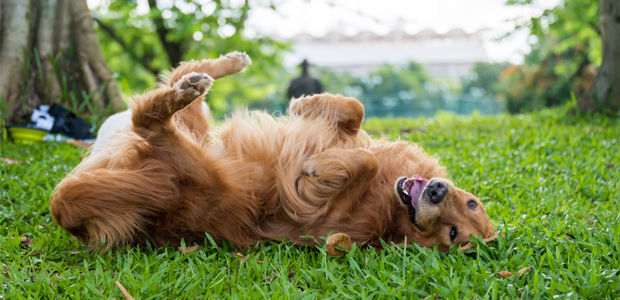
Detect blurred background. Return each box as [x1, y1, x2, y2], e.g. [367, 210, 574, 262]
[0, 0, 610, 123]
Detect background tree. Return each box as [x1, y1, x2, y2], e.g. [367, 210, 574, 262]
[360, 62, 432, 96]
[502, 0, 615, 113]
[578, 0, 619, 114]
[90, 0, 288, 117]
[316, 62, 434, 100]
[461, 62, 506, 98]
[0, 0, 122, 122]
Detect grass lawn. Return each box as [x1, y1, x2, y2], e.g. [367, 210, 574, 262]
[1, 108, 619, 299]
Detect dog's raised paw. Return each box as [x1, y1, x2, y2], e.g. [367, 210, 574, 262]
[174, 72, 214, 96]
[222, 51, 252, 72]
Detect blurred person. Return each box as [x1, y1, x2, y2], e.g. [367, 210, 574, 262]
[287, 59, 324, 101]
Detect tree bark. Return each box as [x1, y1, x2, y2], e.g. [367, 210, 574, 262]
[579, 0, 620, 114]
[1, 0, 32, 116]
[37, 0, 62, 100]
[53, 0, 72, 55]
[0, 0, 123, 121]
[71, 0, 123, 108]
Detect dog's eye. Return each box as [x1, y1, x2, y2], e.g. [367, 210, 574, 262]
[450, 227, 457, 242]
[467, 200, 477, 207]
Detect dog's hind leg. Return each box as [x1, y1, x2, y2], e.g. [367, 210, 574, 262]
[129, 73, 261, 248]
[131, 72, 213, 142]
[173, 99, 212, 141]
[164, 51, 251, 86]
[164, 52, 251, 140]
[129, 72, 229, 184]
[289, 94, 365, 136]
[48, 74, 214, 248]
[50, 162, 180, 249]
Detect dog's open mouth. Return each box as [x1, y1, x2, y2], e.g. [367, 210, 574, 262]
[395, 175, 429, 226]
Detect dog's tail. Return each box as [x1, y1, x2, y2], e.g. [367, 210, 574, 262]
[50, 164, 179, 249]
[160, 51, 251, 87]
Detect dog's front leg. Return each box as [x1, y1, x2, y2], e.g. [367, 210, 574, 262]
[289, 148, 379, 224]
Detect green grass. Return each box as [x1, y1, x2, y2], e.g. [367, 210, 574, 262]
[1, 108, 619, 299]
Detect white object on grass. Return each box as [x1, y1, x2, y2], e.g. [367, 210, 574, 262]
[31, 105, 55, 131]
[90, 101, 210, 156]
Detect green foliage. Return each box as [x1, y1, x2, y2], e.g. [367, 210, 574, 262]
[313, 67, 359, 96]
[316, 62, 436, 99]
[461, 62, 507, 98]
[2, 108, 620, 298]
[502, 0, 600, 113]
[359, 62, 432, 95]
[93, 0, 289, 118]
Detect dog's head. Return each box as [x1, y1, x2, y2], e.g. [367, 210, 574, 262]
[395, 176, 494, 250]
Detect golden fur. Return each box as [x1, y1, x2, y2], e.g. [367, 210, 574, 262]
[50, 52, 494, 251]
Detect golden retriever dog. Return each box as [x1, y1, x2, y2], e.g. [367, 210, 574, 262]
[50, 52, 494, 252]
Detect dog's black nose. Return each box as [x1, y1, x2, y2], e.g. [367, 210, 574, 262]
[427, 181, 448, 204]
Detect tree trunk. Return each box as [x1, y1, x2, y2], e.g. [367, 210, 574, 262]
[71, 0, 123, 108]
[578, 0, 620, 114]
[1, 0, 32, 117]
[0, 0, 123, 122]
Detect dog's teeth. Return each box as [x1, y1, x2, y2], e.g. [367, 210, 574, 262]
[401, 180, 409, 195]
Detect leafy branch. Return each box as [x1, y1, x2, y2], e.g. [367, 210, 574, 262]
[93, 17, 160, 76]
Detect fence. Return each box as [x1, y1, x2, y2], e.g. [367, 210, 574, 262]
[359, 92, 505, 118]
[245, 92, 505, 119]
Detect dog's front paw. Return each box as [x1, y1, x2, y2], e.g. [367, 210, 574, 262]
[302, 158, 320, 178]
[302, 150, 340, 179]
[174, 72, 214, 96]
[222, 51, 252, 73]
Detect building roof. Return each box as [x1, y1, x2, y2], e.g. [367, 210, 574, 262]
[283, 28, 489, 76]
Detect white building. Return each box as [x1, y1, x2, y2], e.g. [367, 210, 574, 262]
[284, 28, 489, 79]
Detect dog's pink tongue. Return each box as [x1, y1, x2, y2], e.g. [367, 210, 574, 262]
[408, 174, 429, 208]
